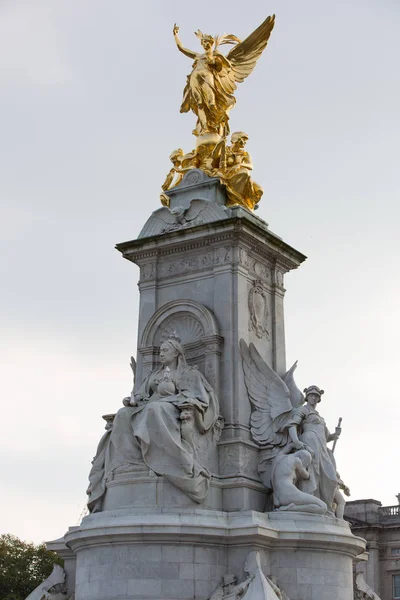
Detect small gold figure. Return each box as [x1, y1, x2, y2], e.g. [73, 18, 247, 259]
[173, 16, 275, 138]
[160, 149, 184, 206]
[215, 132, 263, 210]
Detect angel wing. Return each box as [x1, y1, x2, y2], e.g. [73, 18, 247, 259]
[228, 15, 275, 82]
[25, 565, 65, 600]
[283, 360, 304, 408]
[217, 16, 275, 95]
[239, 339, 301, 446]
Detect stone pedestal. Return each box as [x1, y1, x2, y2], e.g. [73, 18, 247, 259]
[65, 508, 365, 600]
[114, 172, 306, 515]
[48, 171, 365, 600]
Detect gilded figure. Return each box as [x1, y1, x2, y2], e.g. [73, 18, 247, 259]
[173, 16, 275, 138]
[162, 16, 275, 212]
[160, 148, 184, 206]
[215, 132, 263, 210]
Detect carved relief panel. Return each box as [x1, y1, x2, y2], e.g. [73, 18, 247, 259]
[248, 280, 269, 339]
[155, 245, 232, 281]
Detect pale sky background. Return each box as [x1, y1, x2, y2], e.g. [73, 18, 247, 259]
[1, 0, 399, 544]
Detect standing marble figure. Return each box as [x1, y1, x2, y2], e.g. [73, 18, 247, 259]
[286, 385, 341, 512]
[240, 340, 343, 515]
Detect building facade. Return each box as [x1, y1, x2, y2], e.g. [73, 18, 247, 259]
[345, 496, 400, 600]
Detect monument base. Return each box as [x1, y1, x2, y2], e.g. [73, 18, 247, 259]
[63, 509, 365, 600]
[99, 470, 267, 513]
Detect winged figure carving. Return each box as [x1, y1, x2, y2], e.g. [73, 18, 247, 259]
[240, 339, 345, 515]
[173, 16, 275, 137]
[138, 199, 228, 238]
[239, 339, 303, 449]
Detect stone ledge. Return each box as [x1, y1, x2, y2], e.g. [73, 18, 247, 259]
[117, 210, 306, 274]
[65, 509, 365, 558]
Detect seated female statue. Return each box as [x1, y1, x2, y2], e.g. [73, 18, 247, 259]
[87, 339, 219, 512]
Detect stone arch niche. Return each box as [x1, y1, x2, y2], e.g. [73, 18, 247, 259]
[139, 300, 223, 396]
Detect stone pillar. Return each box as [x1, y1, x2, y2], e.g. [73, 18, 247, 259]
[365, 540, 381, 595]
[116, 186, 306, 512]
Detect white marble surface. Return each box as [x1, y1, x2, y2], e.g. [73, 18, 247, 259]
[64, 509, 365, 600]
[56, 181, 361, 600]
[115, 206, 305, 517]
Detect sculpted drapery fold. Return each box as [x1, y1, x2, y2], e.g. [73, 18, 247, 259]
[87, 339, 219, 512]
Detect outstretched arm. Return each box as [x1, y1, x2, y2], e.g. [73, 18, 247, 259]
[173, 24, 197, 60]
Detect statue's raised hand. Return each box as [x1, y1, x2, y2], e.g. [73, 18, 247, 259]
[173, 23, 179, 36]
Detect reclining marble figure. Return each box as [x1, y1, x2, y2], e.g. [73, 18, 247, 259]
[87, 338, 219, 511]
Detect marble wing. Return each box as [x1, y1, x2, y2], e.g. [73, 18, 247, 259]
[244, 551, 290, 600]
[240, 340, 294, 446]
[137, 207, 181, 238]
[220, 15, 275, 94]
[355, 572, 381, 600]
[183, 199, 228, 223]
[25, 565, 65, 600]
[138, 201, 229, 238]
[282, 361, 304, 408]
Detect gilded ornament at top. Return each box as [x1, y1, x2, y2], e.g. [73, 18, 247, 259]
[161, 16, 275, 211]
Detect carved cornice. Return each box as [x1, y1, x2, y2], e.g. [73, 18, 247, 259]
[116, 216, 306, 275]
[65, 509, 365, 556]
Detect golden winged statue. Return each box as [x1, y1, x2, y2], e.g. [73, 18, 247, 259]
[173, 16, 275, 139]
[162, 17, 275, 211]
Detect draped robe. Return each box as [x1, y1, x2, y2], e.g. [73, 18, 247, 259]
[88, 365, 218, 511]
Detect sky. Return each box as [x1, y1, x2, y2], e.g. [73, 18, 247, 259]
[0, 0, 399, 544]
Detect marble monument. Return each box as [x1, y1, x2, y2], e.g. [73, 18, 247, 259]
[38, 14, 371, 600]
